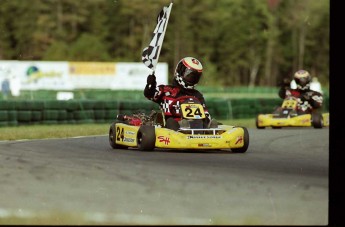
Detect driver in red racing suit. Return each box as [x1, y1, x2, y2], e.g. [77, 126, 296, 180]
[144, 57, 217, 130]
[278, 69, 323, 115]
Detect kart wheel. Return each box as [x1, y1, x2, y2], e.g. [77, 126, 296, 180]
[312, 112, 323, 129]
[137, 125, 156, 151]
[256, 115, 265, 129]
[231, 127, 249, 153]
[109, 122, 128, 149]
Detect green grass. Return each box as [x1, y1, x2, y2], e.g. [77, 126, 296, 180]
[0, 119, 255, 141]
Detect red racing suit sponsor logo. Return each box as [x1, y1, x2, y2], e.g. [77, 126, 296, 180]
[158, 135, 170, 145]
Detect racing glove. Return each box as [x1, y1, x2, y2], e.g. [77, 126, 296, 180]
[144, 73, 157, 99]
[280, 78, 291, 88]
[147, 73, 156, 86]
[301, 93, 311, 101]
[301, 91, 316, 102]
[205, 111, 211, 120]
[278, 78, 291, 99]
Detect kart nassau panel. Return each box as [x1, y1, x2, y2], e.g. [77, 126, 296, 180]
[155, 125, 246, 149]
[322, 113, 329, 126]
[114, 123, 140, 147]
[257, 113, 312, 127]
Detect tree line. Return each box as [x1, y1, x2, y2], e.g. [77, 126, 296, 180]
[0, 0, 329, 88]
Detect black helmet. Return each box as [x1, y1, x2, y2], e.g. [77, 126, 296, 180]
[174, 57, 203, 89]
[294, 69, 311, 90]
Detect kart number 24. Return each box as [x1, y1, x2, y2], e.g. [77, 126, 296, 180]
[116, 126, 125, 141]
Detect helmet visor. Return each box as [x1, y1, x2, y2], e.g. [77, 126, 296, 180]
[296, 77, 309, 87]
[183, 68, 202, 85]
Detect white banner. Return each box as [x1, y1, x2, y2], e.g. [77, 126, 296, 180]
[0, 61, 168, 91]
[0, 61, 73, 90]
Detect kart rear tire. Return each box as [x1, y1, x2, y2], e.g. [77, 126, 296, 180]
[256, 115, 265, 129]
[312, 112, 323, 129]
[137, 125, 156, 151]
[109, 121, 128, 149]
[231, 127, 249, 153]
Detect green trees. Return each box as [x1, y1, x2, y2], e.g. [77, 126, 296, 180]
[0, 0, 329, 87]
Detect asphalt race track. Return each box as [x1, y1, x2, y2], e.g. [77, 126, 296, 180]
[0, 128, 329, 225]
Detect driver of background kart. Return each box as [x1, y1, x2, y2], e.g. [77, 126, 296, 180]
[278, 69, 323, 115]
[144, 56, 217, 130]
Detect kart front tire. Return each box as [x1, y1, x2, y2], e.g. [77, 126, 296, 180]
[137, 125, 156, 151]
[231, 127, 249, 153]
[312, 112, 323, 129]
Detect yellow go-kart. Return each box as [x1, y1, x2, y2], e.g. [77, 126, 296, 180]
[256, 96, 329, 129]
[109, 96, 249, 152]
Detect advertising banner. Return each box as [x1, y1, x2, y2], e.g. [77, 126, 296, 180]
[0, 61, 73, 90]
[0, 61, 168, 90]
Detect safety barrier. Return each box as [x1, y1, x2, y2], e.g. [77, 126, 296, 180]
[0, 97, 329, 127]
[8, 87, 328, 100]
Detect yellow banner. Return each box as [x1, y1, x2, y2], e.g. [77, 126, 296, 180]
[69, 62, 115, 75]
